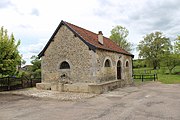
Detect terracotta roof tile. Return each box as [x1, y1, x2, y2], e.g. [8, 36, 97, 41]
[64, 21, 133, 56]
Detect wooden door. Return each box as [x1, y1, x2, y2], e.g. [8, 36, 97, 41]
[117, 61, 121, 79]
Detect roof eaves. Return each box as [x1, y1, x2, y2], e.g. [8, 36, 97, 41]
[97, 47, 134, 58]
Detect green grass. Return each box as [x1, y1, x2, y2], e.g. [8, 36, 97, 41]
[157, 74, 180, 84]
[133, 66, 180, 84]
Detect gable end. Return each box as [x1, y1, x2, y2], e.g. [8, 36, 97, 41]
[38, 20, 96, 58]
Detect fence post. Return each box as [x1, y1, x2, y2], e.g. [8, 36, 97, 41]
[142, 75, 144, 82]
[21, 77, 24, 88]
[7, 77, 10, 90]
[31, 78, 33, 87]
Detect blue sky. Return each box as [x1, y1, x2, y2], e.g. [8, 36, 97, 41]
[0, 0, 180, 64]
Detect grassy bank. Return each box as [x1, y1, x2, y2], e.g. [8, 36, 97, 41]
[157, 74, 180, 84]
[133, 66, 180, 84]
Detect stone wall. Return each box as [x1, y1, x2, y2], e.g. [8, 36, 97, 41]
[95, 49, 133, 84]
[41, 25, 94, 84]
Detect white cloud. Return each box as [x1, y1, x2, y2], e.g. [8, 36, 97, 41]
[0, 0, 13, 9]
[1, 0, 180, 62]
[19, 41, 45, 64]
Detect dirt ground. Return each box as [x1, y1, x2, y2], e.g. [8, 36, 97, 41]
[0, 82, 180, 120]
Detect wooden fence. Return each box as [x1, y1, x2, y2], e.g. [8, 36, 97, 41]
[0, 76, 41, 91]
[133, 74, 158, 82]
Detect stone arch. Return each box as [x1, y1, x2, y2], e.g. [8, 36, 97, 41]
[103, 57, 113, 67]
[104, 59, 111, 67]
[58, 59, 72, 70]
[60, 61, 70, 69]
[58, 60, 72, 83]
[125, 60, 129, 67]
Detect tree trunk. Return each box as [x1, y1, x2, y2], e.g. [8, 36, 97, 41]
[169, 69, 172, 75]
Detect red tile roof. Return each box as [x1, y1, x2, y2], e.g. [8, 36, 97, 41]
[38, 20, 134, 57]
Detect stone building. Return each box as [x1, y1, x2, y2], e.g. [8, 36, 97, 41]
[37, 20, 134, 94]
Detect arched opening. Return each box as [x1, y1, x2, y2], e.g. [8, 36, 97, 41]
[104, 59, 111, 67]
[126, 61, 129, 67]
[117, 60, 121, 79]
[60, 61, 70, 69]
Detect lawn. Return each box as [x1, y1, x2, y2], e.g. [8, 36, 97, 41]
[157, 74, 180, 84]
[133, 66, 180, 84]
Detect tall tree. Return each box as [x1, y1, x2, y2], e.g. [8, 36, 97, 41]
[30, 55, 41, 78]
[137, 31, 171, 69]
[110, 25, 132, 52]
[161, 53, 180, 74]
[162, 35, 180, 74]
[0, 27, 21, 76]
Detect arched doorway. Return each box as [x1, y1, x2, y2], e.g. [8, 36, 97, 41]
[117, 60, 121, 79]
[59, 61, 71, 82]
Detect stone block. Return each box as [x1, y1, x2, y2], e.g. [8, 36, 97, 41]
[51, 83, 58, 91]
[58, 83, 64, 92]
[63, 83, 89, 93]
[89, 80, 121, 94]
[51, 83, 64, 91]
[36, 83, 51, 90]
[89, 85, 103, 94]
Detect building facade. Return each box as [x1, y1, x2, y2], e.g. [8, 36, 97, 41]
[37, 20, 134, 94]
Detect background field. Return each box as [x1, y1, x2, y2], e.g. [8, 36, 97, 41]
[133, 66, 180, 84]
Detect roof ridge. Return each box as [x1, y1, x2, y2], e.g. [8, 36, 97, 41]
[64, 21, 99, 36]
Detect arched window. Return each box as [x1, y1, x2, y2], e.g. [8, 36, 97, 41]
[60, 61, 70, 69]
[105, 59, 111, 67]
[126, 61, 129, 67]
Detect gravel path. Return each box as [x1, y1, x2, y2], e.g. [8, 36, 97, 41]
[0, 88, 97, 101]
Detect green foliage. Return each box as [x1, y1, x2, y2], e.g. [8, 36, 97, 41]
[133, 59, 147, 68]
[0, 27, 21, 76]
[160, 36, 180, 74]
[161, 53, 180, 74]
[110, 25, 132, 52]
[137, 31, 171, 69]
[133, 68, 156, 74]
[174, 35, 180, 54]
[30, 55, 41, 78]
[134, 66, 180, 75]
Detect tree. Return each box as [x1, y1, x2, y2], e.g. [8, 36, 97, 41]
[137, 31, 171, 69]
[161, 53, 180, 74]
[174, 35, 180, 53]
[161, 36, 180, 74]
[110, 25, 132, 52]
[30, 55, 41, 78]
[133, 59, 147, 68]
[0, 27, 21, 76]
